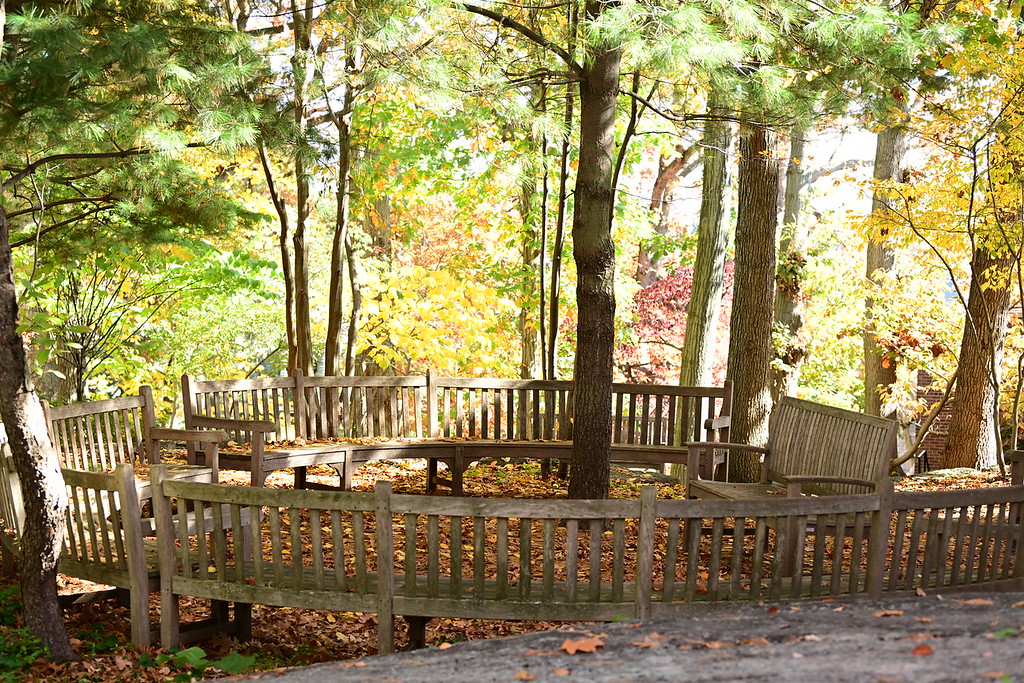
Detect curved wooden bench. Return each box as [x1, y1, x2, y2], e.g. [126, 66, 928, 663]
[181, 372, 732, 493]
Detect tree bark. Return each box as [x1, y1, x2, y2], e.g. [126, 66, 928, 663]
[943, 246, 1014, 469]
[863, 124, 907, 418]
[325, 47, 357, 377]
[0, 206, 74, 661]
[725, 123, 779, 480]
[291, 0, 316, 377]
[519, 178, 541, 379]
[679, 92, 732, 387]
[568, 0, 621, 501]
[771, 126, 810, 401]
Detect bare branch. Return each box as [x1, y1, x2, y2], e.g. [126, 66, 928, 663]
[457, 2, 581, 75]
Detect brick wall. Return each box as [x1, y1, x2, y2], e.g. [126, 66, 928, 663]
[916, 369, 952, 470]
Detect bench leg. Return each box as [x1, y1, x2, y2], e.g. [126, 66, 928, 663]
[235, 603, 252, 641]
[426, 458, 439, 493]
[405, 616, 431, 650]
[330, 462, 351, 491]
[294, 466, 308, 490]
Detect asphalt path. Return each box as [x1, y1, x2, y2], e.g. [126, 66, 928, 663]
[234, 591, 1024, 682]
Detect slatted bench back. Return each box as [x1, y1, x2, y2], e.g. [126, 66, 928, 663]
[886, 486, 1024, 593]
[61, 464, 153, 644]
[435, 377, 574, 441]
[654, 493, 884, 602]
[389, 488, 647, 620]
[45, 389, 155, 470]
[612, 381, 732, 447]
[153, 470, 385, 611]
[182, 376, 298, 442]
[766, 397, 898, 495]
[298, 375, 430, 440]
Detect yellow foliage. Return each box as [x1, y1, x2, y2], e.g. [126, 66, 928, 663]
[356, 266, 515, 373]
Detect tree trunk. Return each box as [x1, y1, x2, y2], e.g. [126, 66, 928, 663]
[291, 0, 316, 377]
[519, 178, 541, 379]
[546, 9, 576, 382]
[771, 126, 810, 401]
[0, 206, 73, 661]
[258, 144, 297, 376]
[943, 246, 1014, 470]
[679, 91, 732, 387]
[568, 2, 621, 501]
[725, 123, 779, 480]
[863, 124, 907, 418]
[325, 54, 357, 377]
[636, 144, 693, 287]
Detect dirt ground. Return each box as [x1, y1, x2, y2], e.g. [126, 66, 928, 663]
[238, 590, 1024, 683]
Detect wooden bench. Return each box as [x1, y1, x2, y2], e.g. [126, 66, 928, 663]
[181, 372, 732, 493]
[44, 386, 226, 477]
[686, 396, 898, 500]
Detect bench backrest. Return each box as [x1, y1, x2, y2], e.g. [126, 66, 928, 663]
[60, 464, 153, 645]
[766, 397, 898, 495]
[45, 388, 157, 470]
[181, 375, 299, 443]
[181, 372, 732, 446]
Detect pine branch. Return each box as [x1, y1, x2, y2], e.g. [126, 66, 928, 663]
[7, 195, 114, 220]
[456, 3, 581, 74]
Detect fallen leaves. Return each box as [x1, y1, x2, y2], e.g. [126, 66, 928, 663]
[951, 598, 994, 606]
[513, 669, 535, 680]
[561, 637, 604, 654]
[911, 644, 934, 656]
[873, 610, 904, 618]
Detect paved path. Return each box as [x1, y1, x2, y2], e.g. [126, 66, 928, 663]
[239, 591, 1024, 682]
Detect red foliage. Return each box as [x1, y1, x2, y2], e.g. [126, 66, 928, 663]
[617, 263, 734, 385]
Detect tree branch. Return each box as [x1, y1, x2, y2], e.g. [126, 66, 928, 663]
[456, 3, 581, 74]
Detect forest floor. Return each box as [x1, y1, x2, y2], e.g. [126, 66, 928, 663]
[0, 459, 1011, 682]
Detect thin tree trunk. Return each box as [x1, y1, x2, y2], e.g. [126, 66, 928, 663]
[725, 122, 779, 480]
[0, 206, 73, 661]
[863, 123, 907, 418]
[344, 229, 361, 376]
[519, 178, 541, 379]
[567, 1, 621, 501]
[636, 144, 693, 287]
[943, 247, 1014, 469]
[325, 52, 356, 377]
[291, 0, 315, 377]
[546, 6, 577, 382]
[679, 91, 732, 387]
[771, 126, 810, 401]
[258, 144, 297, 376]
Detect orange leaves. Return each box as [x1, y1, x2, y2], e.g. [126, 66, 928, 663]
[911, 644, 934, 656]
[560, 636, 604, 654]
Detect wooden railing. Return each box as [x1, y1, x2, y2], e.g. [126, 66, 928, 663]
[153, 466, 1024, 653]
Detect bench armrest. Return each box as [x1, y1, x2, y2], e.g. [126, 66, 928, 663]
[781, 475, 879, 496]
[188, 415, 278, 433]
[150, 428, 229, 444]
[686, 442, 769, 482]
[702, 416, 731, 431]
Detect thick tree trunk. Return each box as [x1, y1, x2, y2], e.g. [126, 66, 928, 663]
[863, 124, 907, 418]
[943, 247, 1014, 470]
[568, 3, 621, 501]
[771, 127, 810, 401]
[726, 123, 779, 480]
[679, 92, 732, 387]
[0, 207, 73, 661]
[636, 145, 693, 287]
